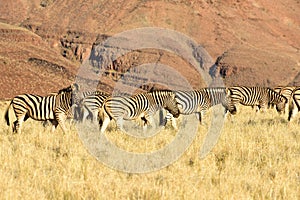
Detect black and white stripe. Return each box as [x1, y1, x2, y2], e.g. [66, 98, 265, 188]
[278, 86, 296, 99]
[288, 87, 300, 121]
[99, 90, 180, 133]
[226, 86, 287, 114]
[163, 87, 234, 129]
[4, 83, 81, 133]
[78, 91, 110, 123]
[276, 86, 296, 113]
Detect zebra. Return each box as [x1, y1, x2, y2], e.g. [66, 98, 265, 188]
[273, 86, 283, 94]
[77, 91, 110, 123]
[276, 86, 297, 114]
[162, 87, 235, 129]
[98, 90, 180, 133]
[288, 87, 300, 121]
[278, 86, 296, 99]
[4, 83, 81, 134]
[41, 91, 80, 127]
[226, 86, 287, 115]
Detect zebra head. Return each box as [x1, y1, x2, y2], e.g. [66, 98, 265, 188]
[71, 83, 82, 103]
[275, 95, 288, 114]
[267, 88, 287, 114]
[224, 88, 237, 114]
[162, 92, 180, 118]
[58, 83, 83, 107]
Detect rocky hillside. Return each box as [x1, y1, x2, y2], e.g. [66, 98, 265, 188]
[0, 0, 299, 99]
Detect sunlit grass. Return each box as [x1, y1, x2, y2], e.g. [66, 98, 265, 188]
[1, 100, 299, 199]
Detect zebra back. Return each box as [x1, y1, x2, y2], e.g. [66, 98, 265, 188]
[273, 86, 284, 94]
[102, 94, 148, 121]
[80, 92, 110, 111]
[102, 90, 179, 122]
[227, 86, 268, 106]
[227, 86, 287, 113]
[279, 86, 296, 100]
[10, 94, 57, 120]
[174, 90, 210, 115]
[267, 88, 287, 106]
[144, 90, 179, 118]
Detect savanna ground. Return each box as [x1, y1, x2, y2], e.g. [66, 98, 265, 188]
[0, 100, 299, 199]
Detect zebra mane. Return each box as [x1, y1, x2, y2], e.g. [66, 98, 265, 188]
[147, 89, 173, 94]
[58, 85, 73, 94]
[58, 83, 80, 94]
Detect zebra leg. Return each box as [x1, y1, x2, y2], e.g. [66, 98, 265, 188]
[100, 116, 111, 133]
[196, 111, 206, 125]
[163, 112, 178, 130]
[50, 119, 59, 132]
[82, 108, 89, 124]
[170, 115, 178, 130]
[255, 105, 260, 112]
[115, 118, 125, 132]
[195, 112, 202, 124]
[14, 115, 26, 134]
[259, 104, 266, 113]
[288, 98, 298, 121]
[12, 120, 17, 133]
[158, 109, 165, 126]
[224, 109, 235, 122]
[146, 115, 156, 129]
[141, 116, 149, 131]
[56, 114, 68, 133]
[92, 110, 99, 124]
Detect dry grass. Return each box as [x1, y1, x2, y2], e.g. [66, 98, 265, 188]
[1, 100, 300, 199]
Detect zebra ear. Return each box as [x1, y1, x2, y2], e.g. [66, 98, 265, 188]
[171, 92, 176, 99]
[71, 83, 80, 91]
[225, 88, 232, 96]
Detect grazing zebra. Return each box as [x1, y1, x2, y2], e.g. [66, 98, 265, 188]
[278, 86, 296, 99]
[78, 91, 110, 123]
[4, 83, 81, 134]
[288, 87, 300, 121]
[273, 86, 284, 94]
[276, 86, 297, 113]
[163, 87, 235, 129]
[98, 90, 180, 133]
[226, 86, 287, 114]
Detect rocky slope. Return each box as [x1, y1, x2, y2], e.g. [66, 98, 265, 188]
[0, 0, 299, 99]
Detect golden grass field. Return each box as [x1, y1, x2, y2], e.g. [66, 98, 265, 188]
[1, 100, 299, 199]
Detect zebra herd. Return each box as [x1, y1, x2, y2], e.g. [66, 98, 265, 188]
[4, 84, 300, 134]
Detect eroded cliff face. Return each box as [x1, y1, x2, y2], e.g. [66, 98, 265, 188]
[0, 0, 299, 98]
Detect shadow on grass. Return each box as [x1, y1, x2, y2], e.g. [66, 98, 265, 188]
[244, 116, 288, 126]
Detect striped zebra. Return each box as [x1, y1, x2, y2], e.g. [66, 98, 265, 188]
[277, 86, 296, 99]
[288, 87, 300, 121]
[226, 86, 287, 114]
[276, 86, 296, 113]
[77, 91, 110, 123]
[98, 90, 180, 133]
[163, 87, 235, 129]
[41, 91, 80, 127]
[273, 86, 283, 94]
[4, 83, 81, 133]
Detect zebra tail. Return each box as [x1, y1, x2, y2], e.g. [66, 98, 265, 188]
[4, 101, 12, 126]
[98, 106, 106, 126]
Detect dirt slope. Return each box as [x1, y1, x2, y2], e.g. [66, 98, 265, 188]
[0, 0, 300, 99]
